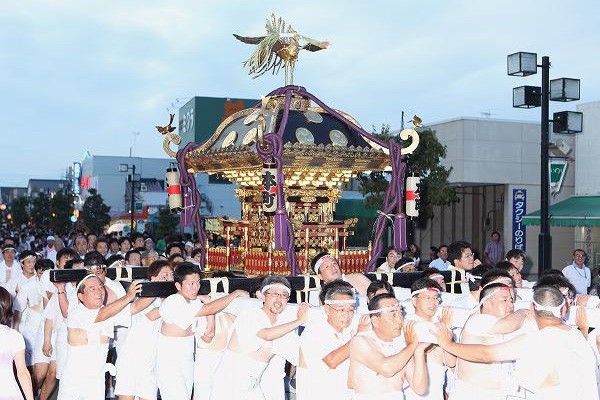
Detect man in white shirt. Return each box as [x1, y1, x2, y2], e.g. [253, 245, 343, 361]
[158, 262, 247, 400]
[429, 245, 451, 271]
[0, 245, 22, 285]
[562, 249, 591, 295]
[212, 275, 309, 400]
[298, 280, 368, 400]
[54, 275, 142, 400]
[377, 248, 402, 273]
[12, 251, 42, 368]
[44, 236, 57, 264]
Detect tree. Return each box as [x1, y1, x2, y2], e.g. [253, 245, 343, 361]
[30, 192, 51, 229]
[81, 189, 111, 234]
[9, 196, 29, 228]
[155, 206, 179, 239]
[49, 191, 73, 235]
[358, 125, 457, 225]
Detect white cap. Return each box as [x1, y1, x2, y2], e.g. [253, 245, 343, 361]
[47, 235, 56, 241]
[185, 241, 193, 248]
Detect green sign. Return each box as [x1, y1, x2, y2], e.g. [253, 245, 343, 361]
[178, 96, 258, 148]
[549, 160, 568, 195]
[135, 202, 143, 212]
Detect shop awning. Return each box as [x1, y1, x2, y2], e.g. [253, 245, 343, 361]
[522, 196, 600, 227]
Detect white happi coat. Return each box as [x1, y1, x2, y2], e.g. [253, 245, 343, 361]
[297, 312, 353, 400]
[58, 302, 126, 400]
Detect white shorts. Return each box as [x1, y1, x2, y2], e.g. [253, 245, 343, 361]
[115, 342, 158, 399]
[156, 334, 194, 400]
[33, 326, 56, 365]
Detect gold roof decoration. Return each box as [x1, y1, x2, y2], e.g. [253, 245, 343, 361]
[184, 92, 389, 180]
[234, 14, 330, 85]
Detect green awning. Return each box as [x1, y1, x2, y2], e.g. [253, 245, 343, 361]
[522, 196, 600, 227]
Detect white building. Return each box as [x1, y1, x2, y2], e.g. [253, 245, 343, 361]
[79, 153, 240, 219]
[417, 117, 577, 275]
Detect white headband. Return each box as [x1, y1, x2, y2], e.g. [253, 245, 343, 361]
[474, 286, 513, 311]
[396, 262, 415, 271]
[411, 287, 440, 297]
[20, 254, 36, 262]
[532, 298, 565, 318]
[314, 254, 336, 274]
[324, 299, 356, 306]
[261, 283, 291, 295]
[428, 274, 444, 281]
[76, 274, 100, 292]
[364, 303, 401, 315]
[482, 277, 513, 289]
[2, 247, 16, 253]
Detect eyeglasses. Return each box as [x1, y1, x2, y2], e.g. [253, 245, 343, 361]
[265, 292, 290, 300]
[416, 295, 442, 304]
[327, 305, 356, 315]
[461, 252, 475, 259]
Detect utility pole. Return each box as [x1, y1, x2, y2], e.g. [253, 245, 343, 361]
[130, 164, 136, 232]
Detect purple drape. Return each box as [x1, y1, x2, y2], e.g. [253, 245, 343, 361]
[176, 143, 208, 266]
[256, 89, 298, 275]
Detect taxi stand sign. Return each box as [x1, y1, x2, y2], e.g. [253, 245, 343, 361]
[512, 189, 526, 251]
[549, 160, 568, 196]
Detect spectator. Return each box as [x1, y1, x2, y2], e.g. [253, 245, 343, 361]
[562, 249, 591, 295]
[429, 245, 451, 271]
[484, 231, 504, 265]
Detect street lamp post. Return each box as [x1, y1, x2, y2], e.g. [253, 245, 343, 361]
[507, 52, 583, 273]
[119, 163, 137, 233]
[539, 56, 551, 275]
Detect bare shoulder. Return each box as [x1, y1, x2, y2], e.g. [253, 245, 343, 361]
[345, 273, 371, 295]
[350, 334, 370, 353]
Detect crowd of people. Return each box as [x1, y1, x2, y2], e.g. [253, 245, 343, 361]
[1, 227, 600, 400]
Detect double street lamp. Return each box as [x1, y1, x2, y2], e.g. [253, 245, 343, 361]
[507, 52, 583, 272]
[119, 163, 138, 232]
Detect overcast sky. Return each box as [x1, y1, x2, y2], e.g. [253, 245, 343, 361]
[2, 0, 599, 187]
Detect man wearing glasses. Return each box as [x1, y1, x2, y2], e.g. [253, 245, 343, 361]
[212, 275, 309, 400]
[447, 241, 481, 294]
[562, 249, 591, 295]
[297, 280, 369, 400]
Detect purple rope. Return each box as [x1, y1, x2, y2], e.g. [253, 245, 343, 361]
[256, 88, 298, 275]
[176, 142, 208, 266]
[365, 140, 407, 272]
